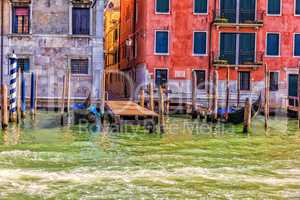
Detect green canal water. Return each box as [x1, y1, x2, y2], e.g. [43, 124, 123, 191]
[0, 112, 300, 199]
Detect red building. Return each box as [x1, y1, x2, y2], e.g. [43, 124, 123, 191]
[116, 0, 300, 110]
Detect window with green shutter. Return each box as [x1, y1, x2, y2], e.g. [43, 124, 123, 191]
[267, 0, 281, 15]
[194, 0, 208, 14]
[156, 0, 170, 13]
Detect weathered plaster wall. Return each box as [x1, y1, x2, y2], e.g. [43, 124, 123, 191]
[1, 0, 104, 99]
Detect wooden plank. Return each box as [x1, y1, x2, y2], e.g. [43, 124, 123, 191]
[106, 101, 158, 117]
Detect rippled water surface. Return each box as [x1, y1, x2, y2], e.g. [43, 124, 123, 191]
[0, 112, 300, 199]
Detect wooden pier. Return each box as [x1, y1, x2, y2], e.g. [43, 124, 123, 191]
[105, 101, 159, 133]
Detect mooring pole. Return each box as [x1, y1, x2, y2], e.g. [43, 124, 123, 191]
[9, 52, 17, 123]
[16, 69, 21, 123]
[149, 82, 154, 111]
[298, 63, 300, 128]
[243, 98, 252, 133]
[21, 72, 26, 119]
[34, 74, 38, 113]
[30, 72, 36, 117]
[60, 75, 66, 125]
[1, 84, 8, 129]
[212, 70, 218, 122]
[140, 88, 145, 108]
[265, 64, 270, 130]
[237, 71, 240, 108]
[165, 86, 170, 115]
[66, 69, 71, 114]
[225, 67, 230, 120]
[191, 70, 197, 119]
[159, 86, 165, 134]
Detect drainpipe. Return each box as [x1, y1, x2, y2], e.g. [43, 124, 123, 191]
[207, 0, 217, 109]
[1, 0, 4, 85]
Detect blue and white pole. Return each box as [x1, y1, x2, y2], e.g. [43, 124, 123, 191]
[9, 52, 17, 122]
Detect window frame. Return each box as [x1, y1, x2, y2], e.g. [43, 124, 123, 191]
[70, 58, 90, 75]
[295, 0, 300, 16]
[192, 69, 207, 90]
[154, 30, 170, 55]
[266, 0, 282, 16]
[266, 32, 281, 57]
[17, 58, 30, 73]
[239, 71, 251, 91]
[294, 33, 300, 57]
[154, 68, 169, 87]
[155, 0, 171, 14]
[218, 31, 257, 65]
[193, 0, 209, 15]
[269, 71, 279, 91]
[71, 6, 92, 35]
[193, 31, 208, 56]
[11, 6, 31, 35]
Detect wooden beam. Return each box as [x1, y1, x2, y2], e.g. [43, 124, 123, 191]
[191, 70, 197, 119]
[243, 98, 252, 133]
[212, 70, 218, 122]
[225, 67, 230, 120]
[265, 64, 270, 130]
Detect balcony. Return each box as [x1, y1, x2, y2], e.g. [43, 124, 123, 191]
[213, 51, 264, 68]
[213, 9, 264, 29]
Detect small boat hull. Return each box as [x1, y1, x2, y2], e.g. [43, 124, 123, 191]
[225, 95, 261, 124]
[74, 109, 97, 124]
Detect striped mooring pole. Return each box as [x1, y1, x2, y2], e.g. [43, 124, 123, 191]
[9, 52, 17, 122]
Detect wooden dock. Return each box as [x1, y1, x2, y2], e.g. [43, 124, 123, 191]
[105, 101, 159, 133]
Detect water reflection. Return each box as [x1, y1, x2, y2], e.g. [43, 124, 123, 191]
[2, 124, 21, 145]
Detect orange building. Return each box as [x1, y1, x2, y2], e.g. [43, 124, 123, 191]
[118, 0, 300, 110]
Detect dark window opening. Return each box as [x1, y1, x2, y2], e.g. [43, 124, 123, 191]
[12, 7, 30, 34]
[155, 69, 168, 87]
[270, 72, 279, 91]
[194, 32, 207, 55]
[17, 58, 30, 72]
[194, 0, 208, 14]
[294, 34, 300, 56]
[220, 33, 255, 65]
[194, 70, 206, 90]
[72, 8, 90, 35]
[71, 59, 89, 74]
[239, 71, 250, 91]
[266, 33, 280, 56]
[155, 31, 169, 54]
[296, 0, 300, 15]
[268, 0, 281, 15]
[156, 0, 170, 13]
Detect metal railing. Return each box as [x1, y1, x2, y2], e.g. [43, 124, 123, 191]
[212, 51, 264, 66]
[214, 9, 264, 25]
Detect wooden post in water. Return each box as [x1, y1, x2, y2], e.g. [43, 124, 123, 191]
[21, 72, 26, 119]
[34, 74, 38, 113]
[212, 70, 218, 122]
[298, 63, 300, 128]
[1, 84, 8, 130]
[225, 67, 230, 120]
[149, 82, 154, 111]
[265, 64, 270, 130]
[237, 71, 240, 108]
[243, 98, 252, 133]
[165, 86, 170, 115]
[140, 88, 145, 108]
[60, 75, 66, 125]
[16, 70, 21, 123]
[191, 70, 198, 119]
[159, 86, 165, 134]
[66, 69, 71, 115]
[30, 72, 36, 117]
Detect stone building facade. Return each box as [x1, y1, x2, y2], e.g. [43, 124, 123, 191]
[0, 0, 104, 101]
